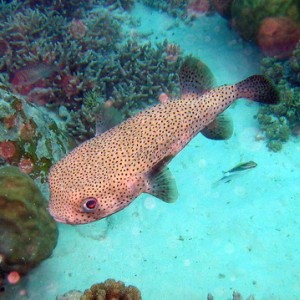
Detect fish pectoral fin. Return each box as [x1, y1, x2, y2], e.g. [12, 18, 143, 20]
[179, 56, 215, 96]
[145, 160, 178, 203]
[201, 113, 233, 140]
[95, 103, 123, 136]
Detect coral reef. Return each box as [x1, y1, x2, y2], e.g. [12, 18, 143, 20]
[80, 279, 141, 300]
[0, 3, 125, 105]
[231, 0, 300, 42]
[67, 39, 183, 142]
[0, 83, 71, 181]
[256, 43, 300, 151]
[25, 0, 97, 18]
[100, 0, 135, 11]
[139, 0, 189, 20]
[0, 166, 58, 282]
[0, 1, 182, 143]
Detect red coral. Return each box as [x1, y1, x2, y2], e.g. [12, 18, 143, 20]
[18, 158, 34, 174]
[0, 39, 11, 56]
[69, 19, 87, 39]
[3, 114, 17, 129]
[257, 17, 300, 59]
[0, 141, 17, 160]
[60, 74, 82, 98]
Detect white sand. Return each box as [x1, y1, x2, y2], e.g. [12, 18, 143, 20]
[7, 3, 300, 300]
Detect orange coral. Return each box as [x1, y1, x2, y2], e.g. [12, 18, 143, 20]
[0, 141, 17, 160]
[257, 17, 300, 59]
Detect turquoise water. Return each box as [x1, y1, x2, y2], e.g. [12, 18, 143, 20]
[1, 1, 300, 299]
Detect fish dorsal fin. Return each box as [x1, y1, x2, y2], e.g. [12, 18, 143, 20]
[201, 113, 233, 140]
[179, 56, 215, 96]
[96, 102, 123, 136]
[145, 157, 178, 203]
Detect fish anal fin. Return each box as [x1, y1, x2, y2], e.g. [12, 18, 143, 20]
[179, 56, 215, 96]
[201, 113, 233, 140]
[145, 156, 178, 203]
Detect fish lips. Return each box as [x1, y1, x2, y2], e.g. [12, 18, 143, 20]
[48, 205, 70, 224]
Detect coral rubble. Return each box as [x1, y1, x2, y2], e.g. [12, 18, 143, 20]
[0, 166, 58, 283]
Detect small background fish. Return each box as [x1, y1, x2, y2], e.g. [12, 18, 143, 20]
[213, 161, 257, 185]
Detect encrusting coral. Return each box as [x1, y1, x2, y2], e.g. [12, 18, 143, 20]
[0, 166, 58, 284]
[0, 83, 71, 181]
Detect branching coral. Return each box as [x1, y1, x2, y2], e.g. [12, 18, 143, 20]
[139, 0, 189, 19]
[256, 43, 300, 151]
[25, 0, 97, 18]
[0, 2, 125, 105]
[67, 39, 183, 142]
[100, 0, 135, 11]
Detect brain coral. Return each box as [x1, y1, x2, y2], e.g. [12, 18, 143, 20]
[0, 166, 58, 280]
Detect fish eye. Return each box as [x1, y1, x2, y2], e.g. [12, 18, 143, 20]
[82, 197, 99, 212]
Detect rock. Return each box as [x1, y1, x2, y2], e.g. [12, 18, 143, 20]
[0, 166, 58, 278]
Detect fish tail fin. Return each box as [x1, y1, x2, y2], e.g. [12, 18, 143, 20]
[236, 75, 280, 105]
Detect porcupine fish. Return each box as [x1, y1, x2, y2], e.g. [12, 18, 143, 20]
[48, 57, 279, 225]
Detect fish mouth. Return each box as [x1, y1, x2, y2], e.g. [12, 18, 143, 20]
[48, 206, 69, 224]
[52, 215, 68, 223]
